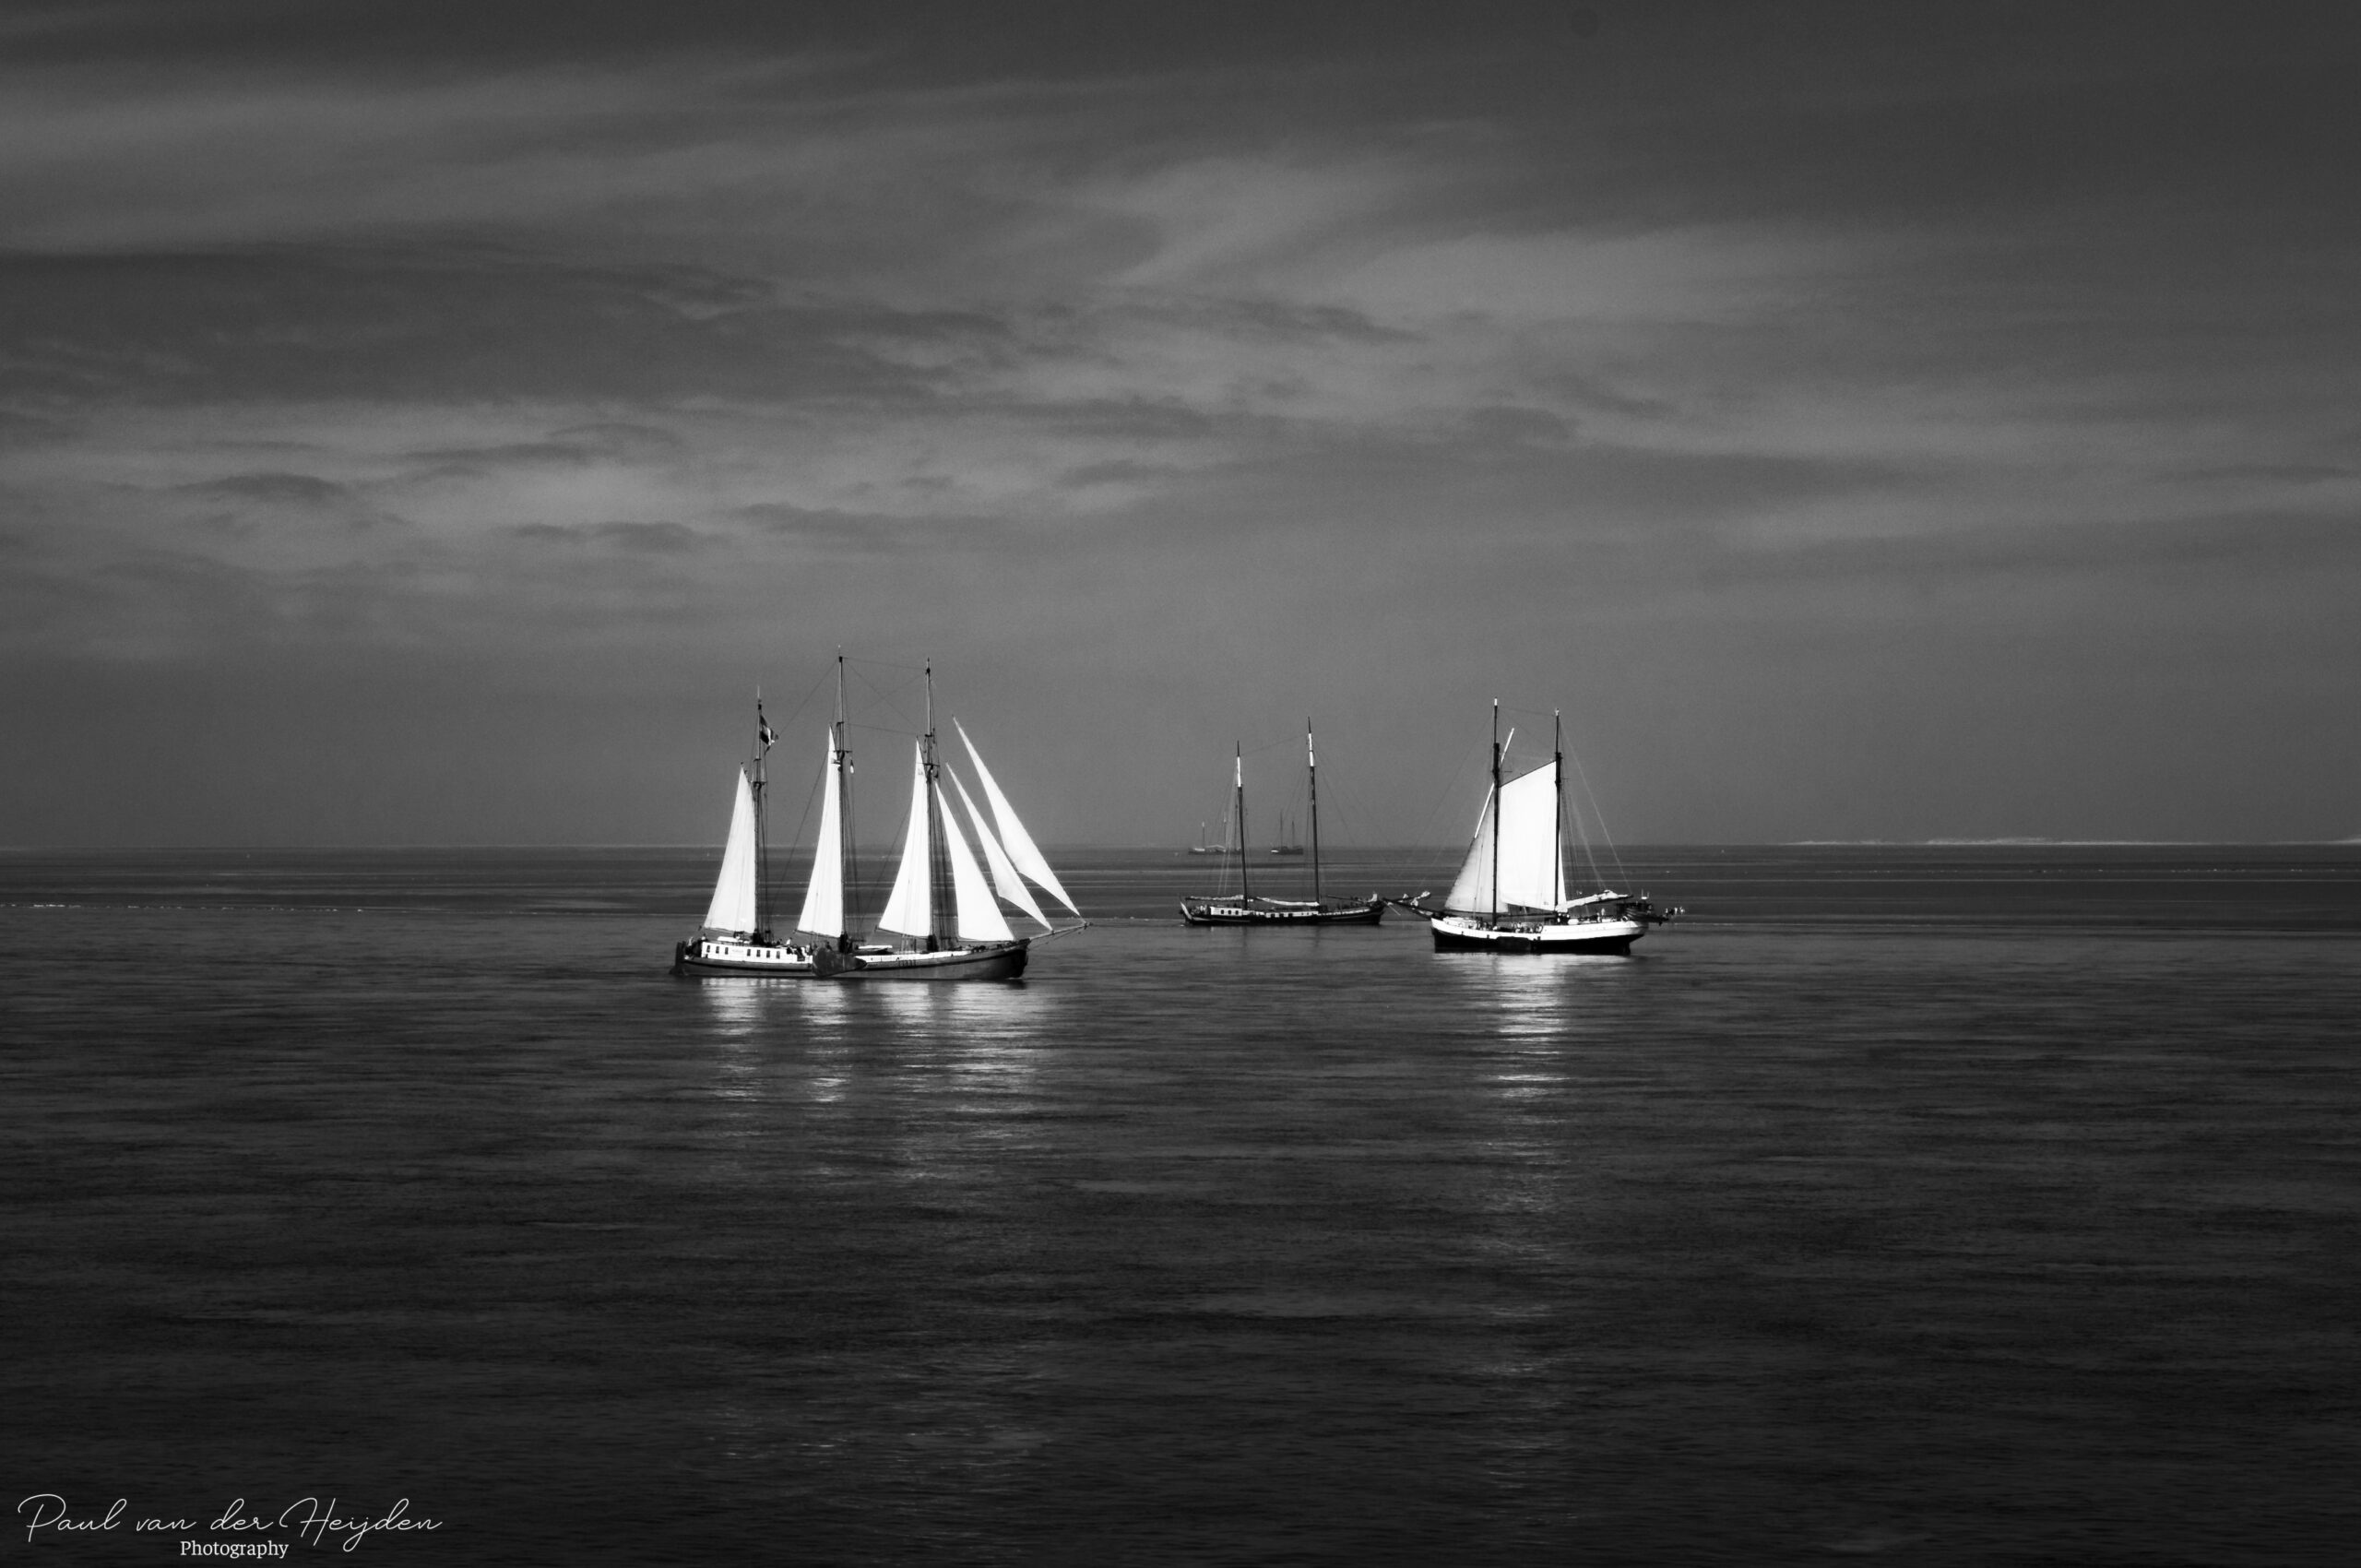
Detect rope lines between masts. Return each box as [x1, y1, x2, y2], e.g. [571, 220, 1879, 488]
[1562, 744, 1631, 890]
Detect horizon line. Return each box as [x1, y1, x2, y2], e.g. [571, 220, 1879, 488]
[7, 839, 2361, 853]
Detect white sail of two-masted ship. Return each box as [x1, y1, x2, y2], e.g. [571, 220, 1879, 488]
[1397, 702, 1678, 955]
[674, 661, 1083, 981]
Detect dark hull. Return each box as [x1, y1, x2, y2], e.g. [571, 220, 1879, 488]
[818, 940, 1030, 981]
[1429, 916, 1645, 955]
[1431, 927, 1633, 955]
[1180, 897, 1384, 927]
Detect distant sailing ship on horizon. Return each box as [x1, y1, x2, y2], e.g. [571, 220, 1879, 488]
[1392, 702, 1677, 955]
[1180, 727, 1383, 926]
[1266, 807, 1305, 855]
[673, 659, 1086, 980]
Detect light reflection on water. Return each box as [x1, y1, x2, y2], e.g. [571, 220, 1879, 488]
[693, 971, 1051, 1039]
[6, 850, 2356, 1568]
[1433, 949, 1642, 1043]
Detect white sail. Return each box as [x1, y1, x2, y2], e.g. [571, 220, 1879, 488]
[939, 791, 1015, 943]
[1443, 760, 1561, 915]
[794, 732, 846, 937]
[948, 766, 1050, 930]
[701, 767, 761, 936]
[955, 719, 1081, 919]
[1443, 786, 1496, 916]
[876, 742, 934, 938]
[1497, 758, 1562, 909]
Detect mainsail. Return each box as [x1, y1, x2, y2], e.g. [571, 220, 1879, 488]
[701, 767, 760, 936]
[877, 743, 935, 938]
[1443, 759, 1562, 914]
[794, 734, 846, 937]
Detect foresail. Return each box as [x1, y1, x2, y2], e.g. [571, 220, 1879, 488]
[794, 734, 846, 937]
[949, 766, 1050, 929]
[701, 767, 760, 935]
[1443, 786, 1497, 915]
[939, 792, 1015, 943]
[876, 742, 934, 938]
[955, 719, 1081, 919]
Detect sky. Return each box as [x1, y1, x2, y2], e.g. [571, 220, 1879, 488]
[3, 0, 2356, 847]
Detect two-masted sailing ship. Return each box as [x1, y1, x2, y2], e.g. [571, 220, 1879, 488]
[1395, 703, 1676, 955]
[1179, 727, 1383, 926]
[673, 662, 1084, 980]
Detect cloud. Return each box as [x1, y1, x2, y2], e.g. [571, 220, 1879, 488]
[1329, 225, 1869, 325]
[733, 501, 997, 556]
[1703, 511, 2361, 591]
[3, 3, 2357, 842]
[513, 520, 705, 553]
[174, 470, 351, 505]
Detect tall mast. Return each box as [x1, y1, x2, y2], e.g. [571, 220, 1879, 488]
[1306, 721, 1321, 903]
[923, 662, 952, 948]
[1490, 700, 1501, 928]
[1553, 710, 1565, 909]
[835, 652, 853, 945]
[1235, 744, 1252, 901]
[753, 691, 772, 941]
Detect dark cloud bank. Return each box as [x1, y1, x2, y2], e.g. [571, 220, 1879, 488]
[3, 2, 2355, 844]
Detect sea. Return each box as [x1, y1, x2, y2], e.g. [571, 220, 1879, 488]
[2, 845, 2355, 1567]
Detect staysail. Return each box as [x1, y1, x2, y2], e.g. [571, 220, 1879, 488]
[702, 767, 760, 936]
[872, 740, 1023, 943]
[939, 793, 1015, 943]
[794, 733, 846, 937]
[1443, 759, 1562, 914]
[955, 719, 1082, 920]
[948, 767, 1050, 930]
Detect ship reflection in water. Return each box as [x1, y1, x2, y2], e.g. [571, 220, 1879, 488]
[4, 844, 2354, 1566]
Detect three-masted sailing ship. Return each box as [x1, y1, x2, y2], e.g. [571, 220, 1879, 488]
[1397, 703, 1676, 955]
[1179, 727, 1383, 926]
[674, 661, 1085, 980]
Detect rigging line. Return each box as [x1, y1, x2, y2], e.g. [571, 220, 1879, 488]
[1563, 768, 1607, 892]
[836, 654, 932, 676]
[1302, 780, 1386, 900]
[787, 763, 825, 857]
[763, 670, 835, 746]
[1231, 732, 1303, 762]
[1564, 744, 1630, 887]
[1311, 769, 1383, 850]
[845, 677, 924, 741]
[1390, 736, 1490, 889]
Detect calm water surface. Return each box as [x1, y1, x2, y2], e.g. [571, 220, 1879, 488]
[3, 847, 2355, 1566]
